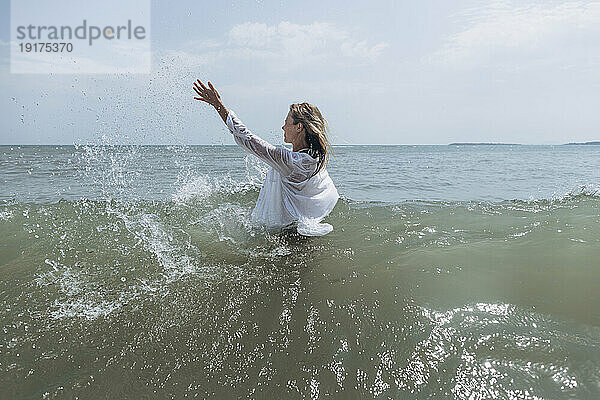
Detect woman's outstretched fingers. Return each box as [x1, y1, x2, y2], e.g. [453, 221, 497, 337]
[193, 81, 204, 93]
[208, 81, 218, 94]
[193, 78, 224, 109]
[197, 79, 208, 90]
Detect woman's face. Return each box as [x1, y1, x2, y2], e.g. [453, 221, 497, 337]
[282, 111, 302, 144]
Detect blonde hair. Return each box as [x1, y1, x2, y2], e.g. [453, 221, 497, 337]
[289, 102, 334, 178]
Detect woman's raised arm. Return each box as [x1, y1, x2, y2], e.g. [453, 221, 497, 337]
[192, 78, 301, 178]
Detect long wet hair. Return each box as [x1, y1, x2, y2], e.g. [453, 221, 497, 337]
[289, 102, 334, 178]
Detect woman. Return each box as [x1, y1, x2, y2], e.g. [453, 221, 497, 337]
[193, 79, 339, 236]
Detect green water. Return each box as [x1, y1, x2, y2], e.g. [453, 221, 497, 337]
[1, 145, 600, 399]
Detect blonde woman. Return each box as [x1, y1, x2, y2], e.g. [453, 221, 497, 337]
[193, 79, 339, 236]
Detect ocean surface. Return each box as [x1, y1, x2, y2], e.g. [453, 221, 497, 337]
[1, 144, 599, 399]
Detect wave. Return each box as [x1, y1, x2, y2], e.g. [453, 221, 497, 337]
[0, 185, 596, 295]
[1, 170, 598, 323]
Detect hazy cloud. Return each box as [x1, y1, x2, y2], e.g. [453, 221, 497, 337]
[226, 21, 388, 68]
[428, 0, 600, 70]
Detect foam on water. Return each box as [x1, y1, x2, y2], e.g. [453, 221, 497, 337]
[172, 169, 263, 205]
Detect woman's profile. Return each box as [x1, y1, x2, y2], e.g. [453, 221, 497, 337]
[193, 79, 339, 236]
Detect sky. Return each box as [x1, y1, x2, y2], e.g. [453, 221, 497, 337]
[1, 0, 600, 145]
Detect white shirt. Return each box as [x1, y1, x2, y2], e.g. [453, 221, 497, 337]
[226, 110, 339, 236]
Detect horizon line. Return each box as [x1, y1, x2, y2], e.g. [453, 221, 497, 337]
[1, 143, 598, 147]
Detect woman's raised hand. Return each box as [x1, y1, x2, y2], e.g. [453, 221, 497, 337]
[193, 79, 223, 108]
[193, 78, 228, 123]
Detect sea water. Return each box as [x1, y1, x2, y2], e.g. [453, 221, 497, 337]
[1, 144, 599, 399]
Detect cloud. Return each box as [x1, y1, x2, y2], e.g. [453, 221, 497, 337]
[156, 21, 389, 78]
[225, 21, 388, 69]
[228, 21, 347, 51]
[160, 21, 389, 77]
[427, 0, 600, 70]
[341, 40, 389, 59]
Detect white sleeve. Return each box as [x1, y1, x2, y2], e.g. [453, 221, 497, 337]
[226, 110, 297, 177]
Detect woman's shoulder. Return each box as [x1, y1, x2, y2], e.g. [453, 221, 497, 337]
[291, 152, 319, 171]
[295, 148, 319, 160]
[282, 152, 321, 183]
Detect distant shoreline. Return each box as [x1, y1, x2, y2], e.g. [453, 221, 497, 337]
[563, 141, 600, 145]
[448, 143, 521, 146]
[450, 141, 600, 146]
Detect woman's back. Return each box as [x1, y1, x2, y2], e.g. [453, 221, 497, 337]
[226, 110, 339, 235]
